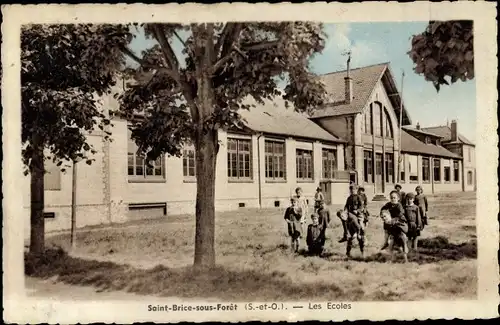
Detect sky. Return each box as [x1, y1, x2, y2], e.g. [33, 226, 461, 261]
[128, 22, 476, 143]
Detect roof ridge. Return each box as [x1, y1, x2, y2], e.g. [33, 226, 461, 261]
[319, 61, 390, 77]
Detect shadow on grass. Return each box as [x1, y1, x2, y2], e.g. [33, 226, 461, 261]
[363, 236, 477, 264]
[25, 247, 360, 301]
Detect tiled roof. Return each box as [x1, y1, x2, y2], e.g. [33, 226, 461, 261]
[421, 126, 475, 146]
[401, 130, 462, 159]
[238, 97, 345, 143]
[402, 126, 444, 138]
[309, 63, 411, 125]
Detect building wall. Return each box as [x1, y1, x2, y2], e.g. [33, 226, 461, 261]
[24, 116, 349, 235]
[397, 153, 463, 195]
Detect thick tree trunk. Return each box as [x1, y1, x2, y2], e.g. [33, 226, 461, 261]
[29, 135, 45, 255]
[194, 130, 218, 268]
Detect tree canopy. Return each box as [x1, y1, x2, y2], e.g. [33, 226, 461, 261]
[21, 24, 132, 169]
[119, 23, 328, 161]
[408, 20, 474, 91]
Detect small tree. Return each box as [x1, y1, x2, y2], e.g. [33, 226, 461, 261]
[22, 24, 131, 254]
[118, 22, 328, 268]
[408, 20, 474, 91]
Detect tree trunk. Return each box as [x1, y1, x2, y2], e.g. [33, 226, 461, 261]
[29, 135, 45, 255]
[193, 130, 218, 268]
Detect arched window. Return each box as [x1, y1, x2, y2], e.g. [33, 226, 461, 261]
[364, 106, 373, 135]
[385, 110, 393, 139]
[373, 102, 383, 137]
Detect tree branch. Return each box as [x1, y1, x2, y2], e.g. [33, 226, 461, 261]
[151, 24, 181, 75]
[241, 40, 280, 51]
[120, 45, 162, 70]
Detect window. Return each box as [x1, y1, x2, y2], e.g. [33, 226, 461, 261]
[444, 166, 451, 182]
[227, 138, 252, 180]
[385, 111, 393, 138]
[408, 155, 418, 182]
[322, 148, 337, 179]
[400, 155, 405, 183]
[128, 134, 165, 180]
[385, 153, 394, 184]
[183, 148, 196, 178]
[265, 140, 286, 181]
[467, 171, 473, 185]
[422, 157, 430, 182]
[373, 103, 382, 137]
[425, 137, 431, 144]
[364, 105, 373, 135]
[453, 160, 459, 182]
[296, 149, 313, 181]
[44, 159, 61, 191]
[433, 158, 441, 182]
[363, 150, 373, 183]
[468, 147, 471, 162]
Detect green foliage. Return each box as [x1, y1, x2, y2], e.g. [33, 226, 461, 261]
[118, 22, 328, 160]
[408, 20, 474, 92]
[21, 24, 132, 170]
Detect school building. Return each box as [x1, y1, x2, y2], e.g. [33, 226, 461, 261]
[22, 62, 475, 236]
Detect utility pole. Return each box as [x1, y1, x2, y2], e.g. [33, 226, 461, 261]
[397, 70, 405, 183]
[71, 159, 77, 250]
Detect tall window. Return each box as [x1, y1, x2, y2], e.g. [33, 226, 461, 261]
[364, 106, 373, 135]
[44, 159, 61, 191]
[422, 157, 430, 182]
[322, 148, 337, 179]
[227, 138, 252, 180]
[408, 155, 418, 182]
[385, 111, 393, 139]
[385, 153, 394, 184]
[400, 155, 406, 182]
[265, 140, 286, 180]
[363, 150, 373, 183]
[444, 166, 451, 182]
[467, 171, 473, 185]
[433, 158, 441, 182]
[453, 160, 459, 182]
[373, 103, 382, 137]
[183, 148, 196, 178]
[468, 147, 471, 162]
[296, 149, 313, 181]
[128, 134, 165, 180]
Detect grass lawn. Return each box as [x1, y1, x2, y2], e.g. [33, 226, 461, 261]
[26, 191, 477, 301]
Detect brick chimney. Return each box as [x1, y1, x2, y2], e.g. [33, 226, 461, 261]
[451, 119, 458, 141]
[416, 122, 420, 130]
[344, 53, 353, 104]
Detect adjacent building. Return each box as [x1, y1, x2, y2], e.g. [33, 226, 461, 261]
[22, 62, 475, 236]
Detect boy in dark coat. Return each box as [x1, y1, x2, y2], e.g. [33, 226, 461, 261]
[284, 197, 303, 253]
[316, 200, 330, 237]
[338, 185, 363, 243]
[357, 186, 370, 226]
[314, 187, 325, 212]
[307, 214, 325, 256]
[404, 192, 423, 252]
[415, 185, 429, 227]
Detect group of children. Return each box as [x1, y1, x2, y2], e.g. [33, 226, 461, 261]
[283, 184, 429, 261]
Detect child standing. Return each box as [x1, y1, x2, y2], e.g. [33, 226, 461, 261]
[380, 190, 407, 251]
[395, 184, 408, 208]
[307, 214, 325, 256]
[314, 187, 325, 212]
[415, 186, 429, 227]
[295, 187, 309, 227]
[316, 200, 331, 244]
[357, 186, 370, 226]
[338, 185, 363, 243]
[284, 197, 303, 253]
[404, 192, 423, 253]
